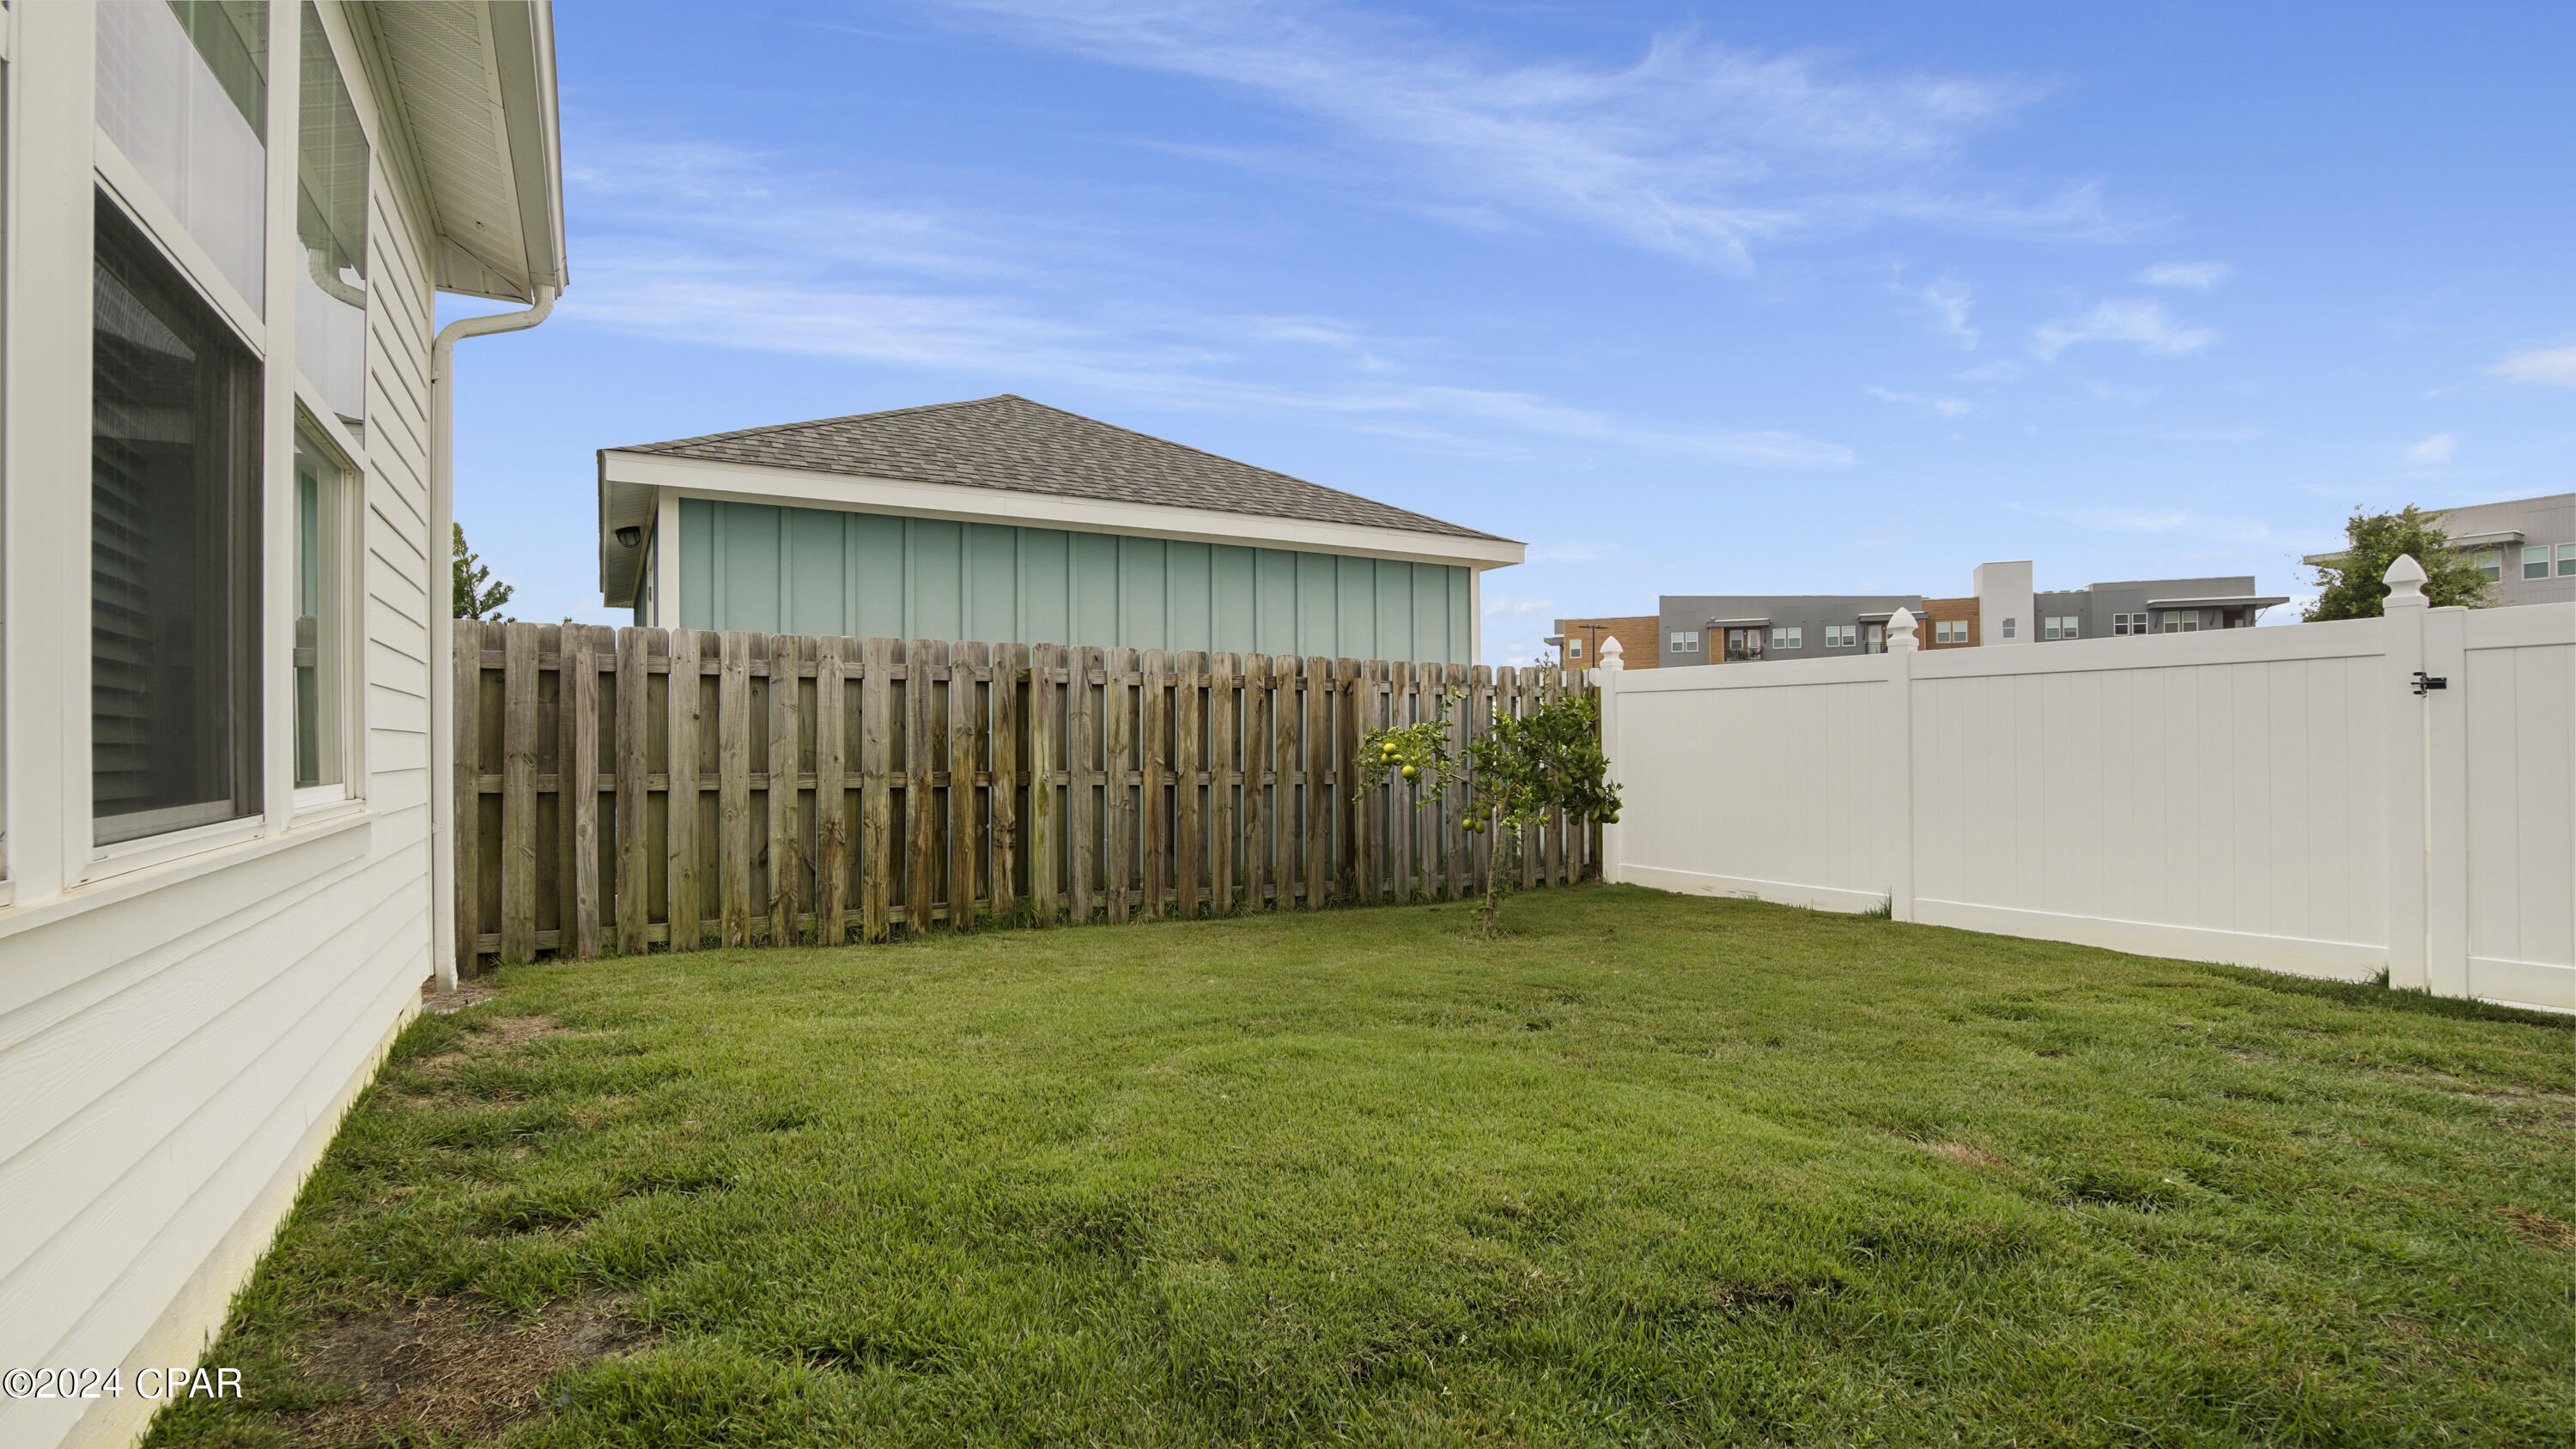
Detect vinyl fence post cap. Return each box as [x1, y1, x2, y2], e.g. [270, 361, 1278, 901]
[1886, 607, 1920, 653]
[1597, 635, 1625, 671]
[2383, 554, 2429, 606]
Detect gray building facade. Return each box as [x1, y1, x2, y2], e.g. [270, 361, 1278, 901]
[2039, 575, 2287, 640]
[1657, 594, 1926, 665]
[2395, 493, 2572, 609]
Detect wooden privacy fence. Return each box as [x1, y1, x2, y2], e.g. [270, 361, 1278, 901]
[454, 622, 1600, 969]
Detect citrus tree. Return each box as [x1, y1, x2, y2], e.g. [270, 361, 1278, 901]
[1356, 688, 1619, 933]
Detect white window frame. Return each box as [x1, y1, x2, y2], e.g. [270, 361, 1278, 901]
[2525, 546, 2550, 580]
[291, 409, 364, 815]
[1771, 626, 1801, 650]
[2558, 543, 2575, 577]
[69, 0, 309, 888]
[89, 191, 271, 861]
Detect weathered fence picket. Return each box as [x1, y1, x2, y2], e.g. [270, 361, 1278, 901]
[453, 626, 1595, 966]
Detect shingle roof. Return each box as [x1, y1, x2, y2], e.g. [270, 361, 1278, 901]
[615, 395, 1506, 543]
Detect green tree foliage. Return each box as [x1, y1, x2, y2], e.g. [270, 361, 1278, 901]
[1358, 688, 1619, 933]
[2304, 505, 2494, 621]
[452, 524, 515, 621]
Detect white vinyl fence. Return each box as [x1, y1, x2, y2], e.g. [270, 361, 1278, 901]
[1595, 561, 2574, 1014]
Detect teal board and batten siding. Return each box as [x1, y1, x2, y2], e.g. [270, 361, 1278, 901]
[672, 498, 1476, 662]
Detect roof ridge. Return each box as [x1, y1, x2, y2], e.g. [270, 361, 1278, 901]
[614, 394, 1024, 455]
[989, 396, 1479, 536]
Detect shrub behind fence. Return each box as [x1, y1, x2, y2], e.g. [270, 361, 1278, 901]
[453, 622, 1598, 968]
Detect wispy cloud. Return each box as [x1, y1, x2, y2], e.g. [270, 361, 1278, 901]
[2009, 501, 2191, 531]
[2007, 500, 2271, 543]
[1867, 385, 1979, 418]
[2404, 432, 2458, 464]
[2487, 345, 2576, 386]
[1481, 591, 1560, 619]
[933, 2, 2111, 271]
[2139, 261, 2230, 289]
[1480, 590, 1569, 665]
[1915, 277, 1979, 348]
[559, 144, 1855, 470]
[2031, 299, 2215, 360]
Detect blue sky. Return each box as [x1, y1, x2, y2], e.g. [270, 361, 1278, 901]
[447, 0, 2575, 660]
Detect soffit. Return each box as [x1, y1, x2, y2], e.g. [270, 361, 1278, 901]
[369, 2, 566, 302]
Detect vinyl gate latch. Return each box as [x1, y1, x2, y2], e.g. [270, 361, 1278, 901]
[2411, 671, 2447, 696]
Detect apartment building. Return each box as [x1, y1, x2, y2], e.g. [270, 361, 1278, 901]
[2301, 493, 2576, 609]
[1643, 561, 2287, 667]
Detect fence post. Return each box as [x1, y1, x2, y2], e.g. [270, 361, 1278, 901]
[2423, 603, 2470, 998]
[813, 636, 848, 945]
[617, 627, 653, 956]
[1885, 608, 1918, 924]
[565, 624, 603, 960]
[1028, 642, 1060, 926]
[719, 632, 754, 948]
[450, 618, 483, 985]
[2382, 556, 2431, 992]
[770, 633, 803, 946]
[1591, 637, 1625, 884]
[667, 628, 703, 952]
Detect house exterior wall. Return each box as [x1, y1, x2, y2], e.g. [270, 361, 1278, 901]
[664, 497, 1478, 663]
[0, 9, 486, 1446]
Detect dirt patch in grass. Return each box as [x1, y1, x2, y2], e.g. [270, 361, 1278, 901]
[417, 1015, 564, 1076]
[1922, 1141, 2008, 1170]
[422, 976, 501, 1015]
[2500, 1205, 2576, 1252]
[276, 1293, 649, 1446]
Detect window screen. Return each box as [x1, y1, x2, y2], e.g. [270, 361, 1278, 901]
[93, 199, 264, 844]
[296, 3, 368, 425]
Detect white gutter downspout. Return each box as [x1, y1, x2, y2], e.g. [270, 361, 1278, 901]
[428, 287, 556, 994]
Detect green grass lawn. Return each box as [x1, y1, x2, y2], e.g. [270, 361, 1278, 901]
[152, 887, 2573, 1448]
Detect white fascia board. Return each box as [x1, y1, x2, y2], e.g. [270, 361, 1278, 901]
[599, 451, 1528, 572]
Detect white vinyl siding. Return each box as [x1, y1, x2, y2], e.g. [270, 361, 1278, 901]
[1, 9, 458, 1446]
